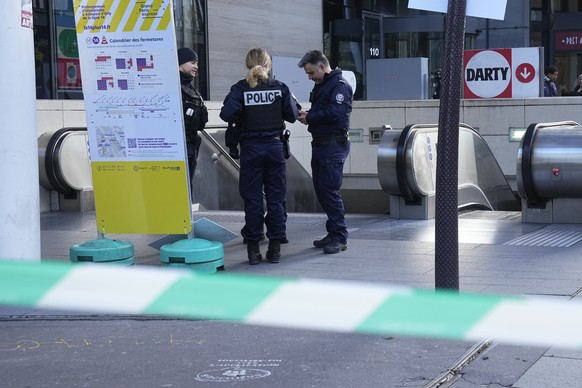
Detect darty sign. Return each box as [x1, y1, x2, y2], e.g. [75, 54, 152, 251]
[463, 47, 542, 98]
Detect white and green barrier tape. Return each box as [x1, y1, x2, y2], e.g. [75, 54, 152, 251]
[1, 259, 582, 349]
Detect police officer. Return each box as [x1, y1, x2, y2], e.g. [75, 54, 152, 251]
[297, 50, 352, 254]
[220, 48, 299, 265]
[178, 47, 208, 187]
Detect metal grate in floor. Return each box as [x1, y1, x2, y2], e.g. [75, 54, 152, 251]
[460, 211, 522, 221]
[504, 224, 582, 247]
[193, 212, 328, 226]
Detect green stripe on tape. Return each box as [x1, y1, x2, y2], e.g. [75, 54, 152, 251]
[0, 260, 70, 306]
[358, 289, 506, 339]
[145, 273, 288, 320]
[2, 259, 582, 349]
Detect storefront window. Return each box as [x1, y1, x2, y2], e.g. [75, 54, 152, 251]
[32, 0, 208, 100]
[329, 19, 364, 99]
[551, 0, 582, 12]
[54, 0, 82, 99]
[33, 0, 53, 99]
[174, 0, 207, 98]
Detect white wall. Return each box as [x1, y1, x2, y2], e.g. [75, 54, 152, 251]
[37, 97, 582, 211]
[207, 0, 322, 101]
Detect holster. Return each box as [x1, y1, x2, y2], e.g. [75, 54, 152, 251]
[281, 129, 291, 159]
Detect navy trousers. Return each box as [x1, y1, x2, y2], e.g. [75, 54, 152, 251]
[311, 141, 350, 243]
[239, 139, 287, 242]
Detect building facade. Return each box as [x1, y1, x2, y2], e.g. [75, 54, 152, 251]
[32, 0, 582, 102]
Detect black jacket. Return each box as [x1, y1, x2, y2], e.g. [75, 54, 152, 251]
[305, 68, 352, 139]
[180, 72, 208, 141]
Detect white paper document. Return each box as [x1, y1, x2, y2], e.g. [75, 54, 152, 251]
[408, 0, 507, 20]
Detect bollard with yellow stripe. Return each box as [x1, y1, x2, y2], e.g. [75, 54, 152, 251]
[1, 260, 582, 349]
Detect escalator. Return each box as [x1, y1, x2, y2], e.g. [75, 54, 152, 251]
[193, 126, 320, 212]
[377, 123, 519, 219]
[38, 127, 92, 196]
[39, 126, 319, 213]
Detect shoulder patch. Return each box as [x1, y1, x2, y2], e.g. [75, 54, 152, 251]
[335, 93, 345, 104]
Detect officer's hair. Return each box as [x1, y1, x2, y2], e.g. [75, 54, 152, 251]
[297, 50, 329, 68]
[245, 48, 271, 88]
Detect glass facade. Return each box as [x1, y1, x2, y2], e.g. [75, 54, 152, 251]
[32, 0, 208, 100]
[324, 1, 472, 99]
[324, 0, 582, 99]
[31, 1, 582, 100]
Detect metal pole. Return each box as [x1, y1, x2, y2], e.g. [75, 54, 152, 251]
[435, 0, 467, 290]
[0, 1, 41, 262]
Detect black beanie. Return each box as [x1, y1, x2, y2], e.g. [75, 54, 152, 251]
[178, 48, 198, 65]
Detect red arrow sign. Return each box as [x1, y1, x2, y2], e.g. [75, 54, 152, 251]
[515, 63, 535, 83]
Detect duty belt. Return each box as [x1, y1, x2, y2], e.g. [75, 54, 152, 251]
[311, 134, 349, 145]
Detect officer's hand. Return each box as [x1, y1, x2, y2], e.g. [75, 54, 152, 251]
[229, 147, 240, 159]
[298, 110, 308, 125]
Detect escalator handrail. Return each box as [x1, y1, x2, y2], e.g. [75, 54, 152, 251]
[44, 127, 88, 195]
[200, 125, 240, 173]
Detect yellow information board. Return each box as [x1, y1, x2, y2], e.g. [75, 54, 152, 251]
[92, 161, 190, 234]
[73, 0, 192, 234]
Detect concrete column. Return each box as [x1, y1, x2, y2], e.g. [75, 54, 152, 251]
[0, 0, 41, 261]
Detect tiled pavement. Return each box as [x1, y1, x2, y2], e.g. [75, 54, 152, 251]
[2, 209, 582, 387]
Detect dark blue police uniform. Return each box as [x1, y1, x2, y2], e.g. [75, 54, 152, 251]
[220, 79, 299, 244]
[306, 68, 352, 246]
[180, 72, 208, 181]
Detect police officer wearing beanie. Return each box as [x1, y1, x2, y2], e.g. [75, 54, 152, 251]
[220, 48, 299, 265]
[178, 47, 208, 187]
[297, 50, 352, 254]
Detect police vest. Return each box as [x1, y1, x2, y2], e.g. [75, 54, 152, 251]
[181, 83, 207, 136]
[241, 81, 283, 132]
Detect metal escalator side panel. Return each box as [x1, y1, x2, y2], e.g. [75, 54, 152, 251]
[58, 131, 93, 192]
[380, 122, 517, 211]
[406, 125, 439, 197]
[377, 126, 402, 195]
[38, 131, 54, 190]
[517, 121, 580, 205]
[517, 122, 540, 204]
[41, 127, 89, 195]
[457, 123, 518, 211]
[194, 128, 319, 212]
[527, 122, 582, 200]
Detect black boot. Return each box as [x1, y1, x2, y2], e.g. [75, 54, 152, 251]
[247, 242, 262, 265]
[266, 240, 281, 263]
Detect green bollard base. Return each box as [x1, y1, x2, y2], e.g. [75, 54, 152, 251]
[70, 238, 134, 264]
[160, 238, 224, 265]
[161, 257, 225, 274]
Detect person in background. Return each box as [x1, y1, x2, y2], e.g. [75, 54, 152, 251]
[297, 49, 352, 254]
[178, 47, 208, 189]
[573, 74, 582, 95]
[220, 47, 299, 265]
[543, 65, 559, 97]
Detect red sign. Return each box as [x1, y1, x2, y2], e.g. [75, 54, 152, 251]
[463, 48, 541, 99]
[555, 31, 582, 51]
[515, 63, 536, 84]
[464, 49, 512, 98]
